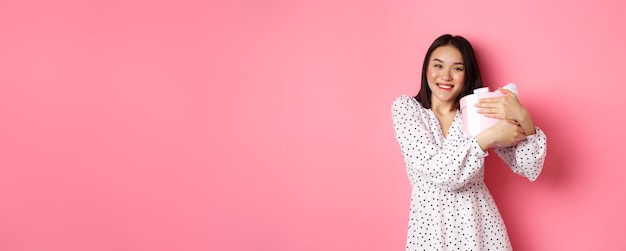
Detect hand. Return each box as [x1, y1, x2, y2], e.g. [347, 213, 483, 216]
[475, 88, 536, 135]
[476, 120, 526, 150]
[475, 88, 526, 122]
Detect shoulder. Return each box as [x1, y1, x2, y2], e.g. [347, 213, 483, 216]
[391, 95, 429, 121]
[392, 95, 423, 111]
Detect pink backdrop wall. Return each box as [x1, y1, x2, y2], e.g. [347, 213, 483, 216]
[1, 0, 625, 250]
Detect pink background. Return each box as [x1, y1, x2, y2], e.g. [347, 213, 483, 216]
[1, 0, 625, 250]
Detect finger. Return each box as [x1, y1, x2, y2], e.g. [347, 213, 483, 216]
[505, 119, 520, 126]
[481, 112, 508, 121]
[498, 88, 516, 96]
[474, 102, 489, 108]
[477, 97, 504, 103]
[478, 97, 494, 103]
[477, 108, 497, 115]
[483, 114, 504, 120]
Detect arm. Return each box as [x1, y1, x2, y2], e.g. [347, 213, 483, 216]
[392, 95, 488, 190]
[493, 126, 547, 181]
[474, 89, 547, 180]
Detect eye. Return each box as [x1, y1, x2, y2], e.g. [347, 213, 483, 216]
[454, 67, 464, 71]
[433, 64, 443, 69]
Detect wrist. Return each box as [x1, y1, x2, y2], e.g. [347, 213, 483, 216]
[475, 131, 495, 151]
[517, 109, 536, 135]
[513, 108, 529, 122]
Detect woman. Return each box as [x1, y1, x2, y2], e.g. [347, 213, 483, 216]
[391, 34, 547, 250]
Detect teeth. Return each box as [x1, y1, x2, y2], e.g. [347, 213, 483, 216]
[438, 84, 452, 89]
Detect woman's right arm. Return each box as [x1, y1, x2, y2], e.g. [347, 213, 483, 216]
[391, 95, 488, 191]
[475, 119, 527, 151]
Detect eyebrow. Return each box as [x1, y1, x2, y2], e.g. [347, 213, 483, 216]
[433, 58, 464, 65]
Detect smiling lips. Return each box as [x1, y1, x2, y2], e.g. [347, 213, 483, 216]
[437, 83, 454, 90]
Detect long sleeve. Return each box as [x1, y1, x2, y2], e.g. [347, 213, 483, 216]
[391, 95, 488, 191]
[494, 126, 547, 181]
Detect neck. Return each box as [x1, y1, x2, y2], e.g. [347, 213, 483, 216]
[431, 101, 457, 115]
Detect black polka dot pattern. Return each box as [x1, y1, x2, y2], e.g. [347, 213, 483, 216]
[391, 95, 547, 250]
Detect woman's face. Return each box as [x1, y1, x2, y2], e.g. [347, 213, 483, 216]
[426, 45, 465, 105]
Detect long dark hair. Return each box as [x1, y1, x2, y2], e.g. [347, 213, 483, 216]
[414, 34, 483, 109]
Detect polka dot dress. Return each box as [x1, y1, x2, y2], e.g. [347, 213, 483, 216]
[391, 95, 547, 251]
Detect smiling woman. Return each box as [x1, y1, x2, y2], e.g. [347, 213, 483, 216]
[391, 34, 547, 250]
[426, 45, 466, 137]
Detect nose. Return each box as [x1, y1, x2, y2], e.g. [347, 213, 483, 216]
[441, 70, 452, 81]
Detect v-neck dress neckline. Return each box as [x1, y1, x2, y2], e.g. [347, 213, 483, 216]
[428, 109, 461, 145]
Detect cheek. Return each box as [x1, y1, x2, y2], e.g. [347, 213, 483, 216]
[455, 72, 465, 82]
[426, 69, 437, 80]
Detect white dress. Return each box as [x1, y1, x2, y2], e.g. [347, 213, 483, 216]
[391, 95, 547, 251]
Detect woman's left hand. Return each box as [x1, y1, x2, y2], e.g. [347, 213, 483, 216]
[475, 88, 536, 135]
[475, 88, 526, 121]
